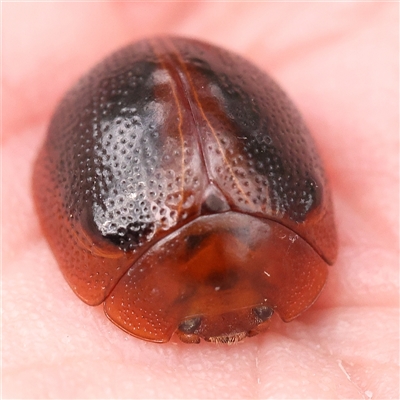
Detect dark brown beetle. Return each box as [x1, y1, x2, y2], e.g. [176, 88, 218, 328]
[33, 36, 337, 344]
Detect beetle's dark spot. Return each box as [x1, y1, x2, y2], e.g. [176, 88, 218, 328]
[104, 221, 155, 251]
[185, 233, 209, 252]
[201, 192, 230, 214]
[200, 185, 230, 214]
[252, 306, 274, 322]
[304, 177, 323, 212]
[178, 316, 202, 334]
[206, 269, 238, 291]
[287, 177, 323, 222]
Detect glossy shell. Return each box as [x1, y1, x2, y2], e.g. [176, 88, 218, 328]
[33, 36, 338, 344]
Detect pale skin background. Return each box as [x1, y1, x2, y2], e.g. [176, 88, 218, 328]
[2, 2, 399, 399]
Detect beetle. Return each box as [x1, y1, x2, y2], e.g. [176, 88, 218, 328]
[33, 36, 337, 344]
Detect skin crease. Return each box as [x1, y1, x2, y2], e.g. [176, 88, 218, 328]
[2, 2, 399, 399]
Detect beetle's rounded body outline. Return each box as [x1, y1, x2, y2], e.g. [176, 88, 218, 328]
[33, 36, 337, 344]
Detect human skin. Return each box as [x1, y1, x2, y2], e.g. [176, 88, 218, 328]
[2, 2, 399, 399]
